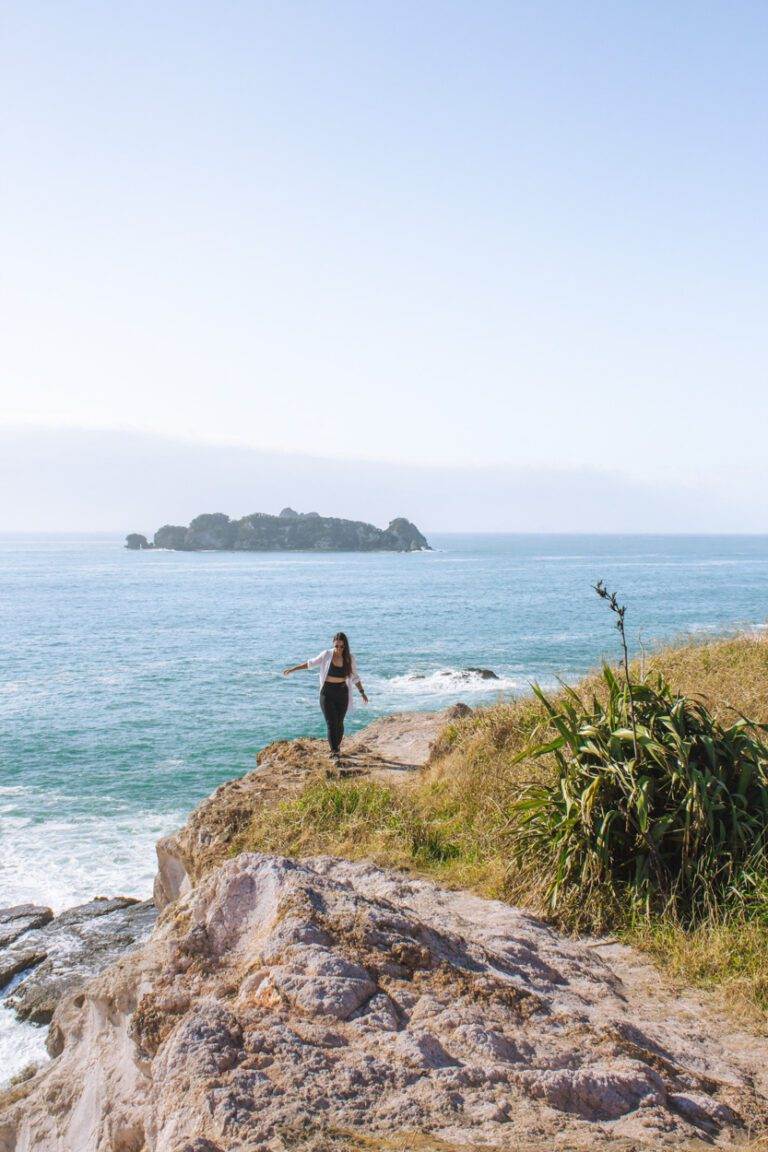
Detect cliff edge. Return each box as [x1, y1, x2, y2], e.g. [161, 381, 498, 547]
[4, 707, 768, 1151]
[153, 706, 466, 910]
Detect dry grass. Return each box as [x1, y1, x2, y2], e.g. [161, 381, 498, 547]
[233, 632, 768, 1023]
[641, 631, 768, 724]
[626, 913, 768, 1030]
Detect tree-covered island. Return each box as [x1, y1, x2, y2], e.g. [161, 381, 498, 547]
[126, 508, 430, 552]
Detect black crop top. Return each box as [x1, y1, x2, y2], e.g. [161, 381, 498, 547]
[325, 661, 347, 680]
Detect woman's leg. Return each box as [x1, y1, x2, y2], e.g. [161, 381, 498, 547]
[320, 686, 348, 753]
[335, 687, 349, 751]
[332, 706, 343, 752]
[319, 689, 336, 751]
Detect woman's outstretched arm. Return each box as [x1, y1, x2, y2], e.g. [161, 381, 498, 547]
[283, 661, 308, 675]
[351, 655, 369, 702]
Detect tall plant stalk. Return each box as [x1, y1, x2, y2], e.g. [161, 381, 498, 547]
[594, 580, 638, 762]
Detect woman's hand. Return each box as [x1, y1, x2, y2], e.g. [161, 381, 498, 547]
[282, 668, 293, 676]
[361, 690, 369, 704]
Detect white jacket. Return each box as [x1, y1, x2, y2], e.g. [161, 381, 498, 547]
[307, 648, 363, 713]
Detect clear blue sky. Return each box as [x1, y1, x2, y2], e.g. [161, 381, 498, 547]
[1, 2, 767, 521]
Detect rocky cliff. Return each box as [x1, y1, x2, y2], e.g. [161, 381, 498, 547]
[3, 709, 768, 1152]
[3, 854, 765, 1151]
[126, 510, 430, 552]
[153, 707, 462, 911]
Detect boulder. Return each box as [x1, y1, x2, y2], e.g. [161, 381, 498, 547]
[443, 702, 473, 719]
[0, 948, 47, 988]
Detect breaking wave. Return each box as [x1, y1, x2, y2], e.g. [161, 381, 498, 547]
[380, 667, 531, 701]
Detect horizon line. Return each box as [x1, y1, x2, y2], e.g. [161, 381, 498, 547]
[3, 530, 768, 540]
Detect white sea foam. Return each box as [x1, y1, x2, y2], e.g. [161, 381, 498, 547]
[687, 620, 768, 636]
[0, 1002, 50, 1090]
[0, 799, 188, 1090]
[0, 807, 186, 912]
[375, 667, 542, 708]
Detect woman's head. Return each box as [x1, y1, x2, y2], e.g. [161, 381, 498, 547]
[333, 631, 352, 675]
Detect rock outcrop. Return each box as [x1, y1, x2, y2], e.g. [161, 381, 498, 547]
[0, 905, 53, 950]
[2, 854, 764, 1151]
[153, 707, 465, 911]
[0, 896, 156, 1025]
[5, 707, 768, 1150]
[129, 510, 430, 552]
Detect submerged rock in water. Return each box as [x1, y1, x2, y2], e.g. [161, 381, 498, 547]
[1, 896, 156, 1025]
[1, 855, 763, 1150]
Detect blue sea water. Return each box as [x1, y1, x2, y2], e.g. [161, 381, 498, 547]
[1, 532, 767, 1078]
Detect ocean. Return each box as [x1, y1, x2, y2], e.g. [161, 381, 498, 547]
[2, 532, 768, 1078]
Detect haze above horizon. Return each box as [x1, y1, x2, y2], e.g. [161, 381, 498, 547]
[2, 2, 767, 529]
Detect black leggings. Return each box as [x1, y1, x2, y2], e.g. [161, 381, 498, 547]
[320, 682, 349, 753]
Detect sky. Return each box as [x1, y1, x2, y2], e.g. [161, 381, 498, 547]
[1, 2, 767, 529]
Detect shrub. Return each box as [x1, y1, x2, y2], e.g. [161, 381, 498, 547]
[508, 665, 768, 929]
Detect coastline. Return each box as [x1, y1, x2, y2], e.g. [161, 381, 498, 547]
[4, 640, 768, 1148]
[4, 535, 768, 1145]
[0, 705, 459, 1092]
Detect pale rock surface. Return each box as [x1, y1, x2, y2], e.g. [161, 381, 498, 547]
[2, 854, 766, 1151]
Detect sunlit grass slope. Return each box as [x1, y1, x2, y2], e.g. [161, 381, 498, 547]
[233, 632, 768, 1024]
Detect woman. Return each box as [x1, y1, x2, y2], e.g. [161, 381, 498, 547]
[283, 632, 368, 761]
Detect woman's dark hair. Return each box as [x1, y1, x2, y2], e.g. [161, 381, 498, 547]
[334, 631, 352, 677]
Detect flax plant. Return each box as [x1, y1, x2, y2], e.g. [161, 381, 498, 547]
[594, 579, 638, 760]
[508, 667, 768, 929]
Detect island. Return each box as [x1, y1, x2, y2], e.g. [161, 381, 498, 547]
[125, 508, 430, 552]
